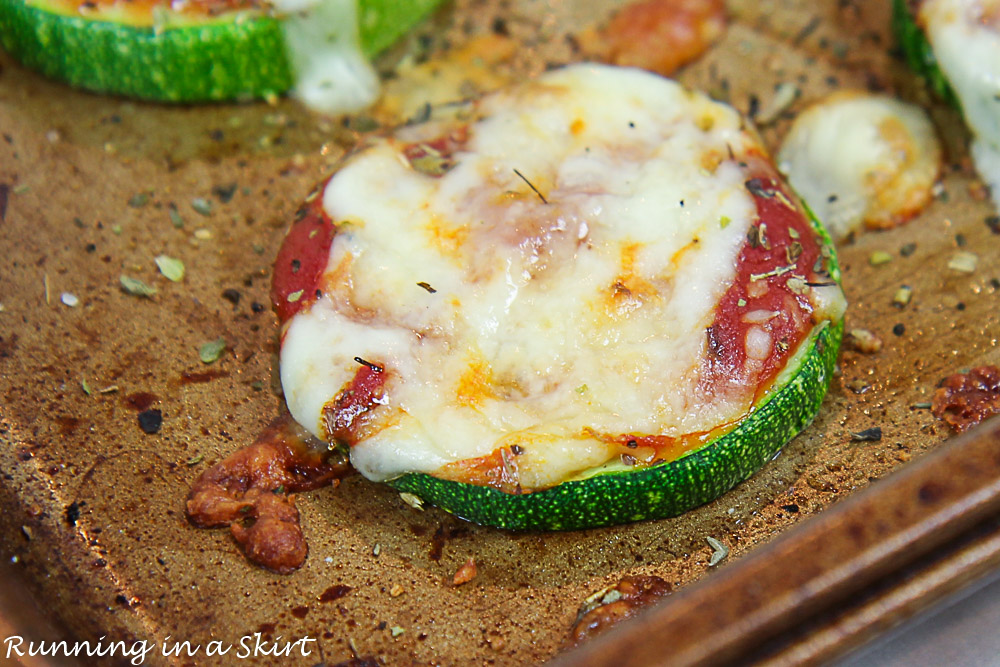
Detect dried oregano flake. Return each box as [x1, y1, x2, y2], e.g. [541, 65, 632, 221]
[706, 536, 729, 567]
[155, 255, 185, 282]
[198, 338, 227, 364]
[120, 275, 157, 297]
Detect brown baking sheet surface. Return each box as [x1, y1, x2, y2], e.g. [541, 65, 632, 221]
[1, 0, 999, 665]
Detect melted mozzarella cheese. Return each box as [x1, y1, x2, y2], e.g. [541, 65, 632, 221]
[777, 91, 941, 240]
[280, 64, 766, 489]
[272, 0, 380, 114]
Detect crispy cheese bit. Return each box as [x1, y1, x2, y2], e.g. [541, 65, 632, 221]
[186, 415, 350, 573]
[777, 91, 941, 240]
[581, 0, 727, 76]
[570, 575, 672, 644]
[452, 557, 478, 585]
[932, 365, 1000, 432]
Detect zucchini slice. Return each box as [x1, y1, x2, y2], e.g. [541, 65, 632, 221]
[892, 0, 960, 109]
[388, 227, 843, 532]
[274, 65, 847, 533]
[0, 0, 442, 102]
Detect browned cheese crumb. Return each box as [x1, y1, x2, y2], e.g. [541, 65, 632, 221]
[932, 365, 1000, 432]
[569, 575, 672, 644]
[453, 557, 478, 586]
[186, 414, 351, 573]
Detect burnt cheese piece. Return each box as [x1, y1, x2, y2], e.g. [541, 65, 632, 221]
[272, 64, 846, 507]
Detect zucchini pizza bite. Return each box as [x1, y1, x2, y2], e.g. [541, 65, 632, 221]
[894, 0, 1000, 199]
[271, 63, 847, 531]
[0, 0, 442, 109]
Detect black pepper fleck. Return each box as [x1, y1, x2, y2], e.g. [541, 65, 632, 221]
[138, 409, 163, 434]
[986, 216, 1000, 235]
[851, 427, 883, 442]
[221, 288, 241, 306]
[745, 178, 773, 199]
[892, 323, 905, 336]
[65, 501, 82, 527]
[251, 302, 265, 313]
[212, 183, 238, 203]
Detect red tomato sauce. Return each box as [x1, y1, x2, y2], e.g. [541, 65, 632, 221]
[271, 191, 336, 325]
[701, 157, 825, 399]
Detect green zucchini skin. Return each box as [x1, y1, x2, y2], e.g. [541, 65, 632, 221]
[0, 0, 441, 102]
[892, 0, 960, 109]
[389, 211, 845, 532]
[390, 321, 841, 531]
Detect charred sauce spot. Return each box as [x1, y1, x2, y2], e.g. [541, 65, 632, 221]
[429, 522, 471, 562]
[180, 369, 229, 384]
[319, 584, 352, 602]
[125, 391, 158, 411]
[322, 363, 388, 445]
[186, 414, 351, 573]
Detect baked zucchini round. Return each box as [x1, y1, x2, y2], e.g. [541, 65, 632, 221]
[894, 0, 1000, 204]
[272, 64, 847, 531]
[892, 0, 960, 108]
[0, 0, 442, 103]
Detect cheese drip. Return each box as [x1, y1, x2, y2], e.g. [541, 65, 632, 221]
[273, 0, 379, 114]
[280, 65, 765, 489]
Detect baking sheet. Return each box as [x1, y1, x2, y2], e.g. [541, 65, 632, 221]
[1, 0, 999, 664]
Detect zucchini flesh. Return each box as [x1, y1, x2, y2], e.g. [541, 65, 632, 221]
[0, 0, 442, 102]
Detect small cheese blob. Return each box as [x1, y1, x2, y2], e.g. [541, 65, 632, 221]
[279, 64, 835, 490]
[777, 91, 941, 240]
[921, 0, 1000, 207]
